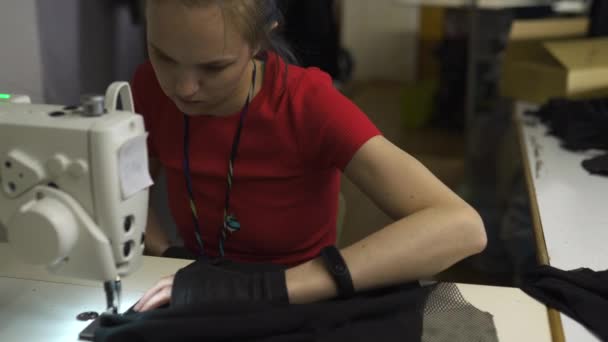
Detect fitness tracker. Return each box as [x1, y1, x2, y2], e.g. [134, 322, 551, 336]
[319, 246, 355, 299]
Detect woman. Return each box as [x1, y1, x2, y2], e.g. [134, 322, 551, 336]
[132, 0, 486, 312]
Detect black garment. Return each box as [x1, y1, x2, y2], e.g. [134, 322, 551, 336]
[521, 265, 608, 341]
[526, 98, 608, 152]
[582, 153, 608, 177]
[589, 0, 608, 37]
[94, 282, 430, 342]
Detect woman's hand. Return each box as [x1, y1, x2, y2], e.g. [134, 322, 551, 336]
[133, 274, 175, 312]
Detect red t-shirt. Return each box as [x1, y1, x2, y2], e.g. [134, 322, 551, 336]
[131, 52, 381, 266]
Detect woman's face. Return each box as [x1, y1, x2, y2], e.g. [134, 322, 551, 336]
[146, 2, 254, 115]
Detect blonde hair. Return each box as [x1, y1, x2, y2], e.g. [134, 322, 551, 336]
[147, 0, 296, 63]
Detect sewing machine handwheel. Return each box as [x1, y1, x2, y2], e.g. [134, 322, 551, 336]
[7, 191, 78, 265]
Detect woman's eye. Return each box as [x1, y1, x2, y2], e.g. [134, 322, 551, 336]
[156, 53, 174, 64]
[204, 65, 228, 73]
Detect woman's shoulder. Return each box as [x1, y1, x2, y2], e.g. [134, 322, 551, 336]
[265, 53, 338, 112]
[286, 61, 333, 96]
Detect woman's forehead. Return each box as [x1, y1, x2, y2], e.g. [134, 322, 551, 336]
[146, 1, 248, 63]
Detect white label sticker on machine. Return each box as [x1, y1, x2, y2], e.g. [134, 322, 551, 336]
[118, 134, 153, 199]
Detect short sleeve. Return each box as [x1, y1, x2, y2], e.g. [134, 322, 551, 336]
[294, 70, 382, 171]
[131, 62, 160, 160]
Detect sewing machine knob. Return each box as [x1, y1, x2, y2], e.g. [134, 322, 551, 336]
[80, 95, 106, 117]
[7, 195, 78, 265]
[67, 160, 89, 179]
[46, 154, 70, 177]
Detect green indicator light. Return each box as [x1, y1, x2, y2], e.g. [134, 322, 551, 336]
[0, 94, 11, 100]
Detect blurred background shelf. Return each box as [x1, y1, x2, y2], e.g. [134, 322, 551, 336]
[394, 0, 555, 9]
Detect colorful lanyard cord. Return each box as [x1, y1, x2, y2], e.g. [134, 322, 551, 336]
[182, 61, 257, 258]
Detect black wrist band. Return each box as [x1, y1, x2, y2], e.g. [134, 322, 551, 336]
[319, 246, 355, 299]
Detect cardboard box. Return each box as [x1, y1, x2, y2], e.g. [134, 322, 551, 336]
[500, 17, 608, 104]
[416, 6, 445, 80]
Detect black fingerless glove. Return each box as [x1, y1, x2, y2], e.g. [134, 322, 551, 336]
[171, 259, 289, 308]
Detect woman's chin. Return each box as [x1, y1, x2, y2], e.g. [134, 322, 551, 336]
[175, 101, 208, 115]
[174, 98, 235, 117]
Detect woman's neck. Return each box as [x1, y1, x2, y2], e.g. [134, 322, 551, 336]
[212, 59, 264, 118]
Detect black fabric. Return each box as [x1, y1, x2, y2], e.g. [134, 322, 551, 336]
[526, 97, 608, 177]
[94, 281, 429, 342]
[589, 0, 608, 37]
[512, 6, 554, 19]
[582, 153, 608, 176]
[521, 265, 608, 341]
[171, 259, 289, 307]
[525, 98, 608, 152]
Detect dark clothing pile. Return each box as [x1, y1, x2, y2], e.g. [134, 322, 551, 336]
[526, 98, 608, 176]
[521, 265, 608, 341]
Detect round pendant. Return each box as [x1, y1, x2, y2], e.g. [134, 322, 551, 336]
[225, 215, 241, 233]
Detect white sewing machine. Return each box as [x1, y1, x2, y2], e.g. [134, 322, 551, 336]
[0, 83, 152, 313]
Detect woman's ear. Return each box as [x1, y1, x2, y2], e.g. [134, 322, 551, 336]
[251, 46, 262, 59]
[265, 20, 279, 34]
[252, 46, 261, 56]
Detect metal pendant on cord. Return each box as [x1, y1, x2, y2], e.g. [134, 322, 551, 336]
[182, 60, 258, 258]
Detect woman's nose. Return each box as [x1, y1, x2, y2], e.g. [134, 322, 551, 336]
[175, 71, 200, 99]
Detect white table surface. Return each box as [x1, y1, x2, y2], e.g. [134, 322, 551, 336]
[0, 243, 551, 341]
[515, 101, 608, 342]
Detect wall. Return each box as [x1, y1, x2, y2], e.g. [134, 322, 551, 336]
[0, 1, 45, 102]
[79, 2, 146, 99]
[0, 1, 45, 242]
[341, 0, 420, 82]
[2, 1, 146, 105]
[37, 0, 80, 105]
